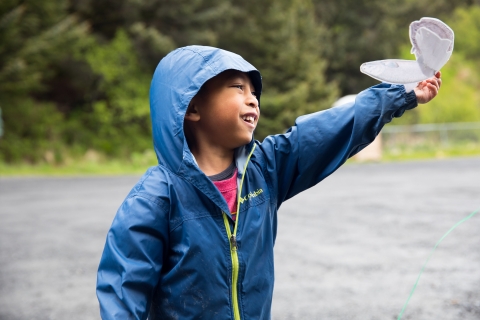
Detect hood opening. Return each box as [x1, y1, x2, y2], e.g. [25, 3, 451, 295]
[150, 46, 262, 174]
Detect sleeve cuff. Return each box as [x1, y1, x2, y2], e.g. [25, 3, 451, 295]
[404, 86, 418, 110]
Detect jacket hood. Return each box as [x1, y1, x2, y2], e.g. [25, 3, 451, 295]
[149, 45, 262, 174]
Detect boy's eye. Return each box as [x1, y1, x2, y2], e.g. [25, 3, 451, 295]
[231, 85, 256, 97]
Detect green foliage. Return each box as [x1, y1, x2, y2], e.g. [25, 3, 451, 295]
[417, 55, 480, 124]
[0, 108, 3, 137]
[0, 1, 89, 96]
[80, 29, 152, 155]
[449, 6, 480, 64]
[0, 0, 89, 162]
[129, 22, 175, 70]
[0, 98, 64, 162]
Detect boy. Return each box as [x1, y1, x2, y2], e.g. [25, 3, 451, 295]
[96, 45, 441, 319]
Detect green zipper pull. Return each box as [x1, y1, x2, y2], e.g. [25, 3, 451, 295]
[230, 235, 237, 250]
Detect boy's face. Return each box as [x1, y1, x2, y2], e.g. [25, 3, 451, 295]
[186, 70, 260, 150]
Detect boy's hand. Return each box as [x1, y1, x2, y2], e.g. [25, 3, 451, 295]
[414, 71, 442, 104]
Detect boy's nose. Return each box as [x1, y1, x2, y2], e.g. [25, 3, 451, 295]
[247, 93, 259, 108]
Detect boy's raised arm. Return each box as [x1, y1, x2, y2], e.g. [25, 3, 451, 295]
[97, 195, 169, 320]
[258, 75, 440, 208]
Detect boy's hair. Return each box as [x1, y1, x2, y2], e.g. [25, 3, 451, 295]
[191, 69, 262, 106]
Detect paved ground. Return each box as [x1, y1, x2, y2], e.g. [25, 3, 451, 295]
[1, 157, 479, 320]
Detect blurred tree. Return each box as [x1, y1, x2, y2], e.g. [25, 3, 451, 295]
[0, 1, 89, 97]
[72, 0, 233, 70]
[0, 107, 3, 138]
[70, 0, 128, 39]
[79, 29, 152, 155]
[417, 55, 480, 124]
[0, 0, 89, 162]
[448, 5, 480, 64]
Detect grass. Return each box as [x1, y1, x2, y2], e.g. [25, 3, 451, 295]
[382, 141, 480, 162]
[2, 143, 480, 176]
[0, 160, 152, 176]
[0, 150, 158, 176]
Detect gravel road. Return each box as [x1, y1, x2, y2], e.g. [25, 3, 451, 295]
[1, 157, 479, 320]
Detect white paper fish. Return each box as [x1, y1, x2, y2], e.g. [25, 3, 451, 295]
[360, 17, 454, 85]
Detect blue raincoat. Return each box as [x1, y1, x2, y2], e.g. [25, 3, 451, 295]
[96, 46, 418, 320]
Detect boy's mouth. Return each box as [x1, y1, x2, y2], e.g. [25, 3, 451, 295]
[242, 113, 257, 125]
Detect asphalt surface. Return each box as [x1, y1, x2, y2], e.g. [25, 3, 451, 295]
[1, 157, 479, 320]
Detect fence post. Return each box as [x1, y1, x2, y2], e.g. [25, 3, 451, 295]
[440, 126, 449, 146]
[353, 133, 383, 161]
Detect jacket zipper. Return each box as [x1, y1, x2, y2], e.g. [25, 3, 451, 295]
[222, 216, 241, 320]
[222, 144, 256, 320]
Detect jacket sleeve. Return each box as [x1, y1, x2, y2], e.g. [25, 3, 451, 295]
[96, 194, 169, 320]
[257, 83, 417, 207]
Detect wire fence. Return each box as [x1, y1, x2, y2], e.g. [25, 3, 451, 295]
[356, 122, 480, 161]
[381, 122, 480, 159]
[383, 122, 480, 147]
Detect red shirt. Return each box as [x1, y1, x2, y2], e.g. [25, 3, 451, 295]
[212, 169, 238, 220]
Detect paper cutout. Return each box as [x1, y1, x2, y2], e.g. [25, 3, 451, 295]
[360, 17, 454, 85]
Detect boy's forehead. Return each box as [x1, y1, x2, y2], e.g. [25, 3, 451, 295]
[196, 69, 259, 99]
[210, 69, 251, 84]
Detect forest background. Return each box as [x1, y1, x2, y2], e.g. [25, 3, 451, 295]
[1, 0, 480, 172]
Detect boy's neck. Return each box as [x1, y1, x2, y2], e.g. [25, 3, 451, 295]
[190, 143, 235, 176]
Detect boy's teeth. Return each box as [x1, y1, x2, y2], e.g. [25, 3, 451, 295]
[243, 116, 254, 123]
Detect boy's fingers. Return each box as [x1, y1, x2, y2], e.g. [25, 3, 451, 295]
[427, 77, 441, 89]
[434, 71, 442, 88]
[429, 83, 439, 96]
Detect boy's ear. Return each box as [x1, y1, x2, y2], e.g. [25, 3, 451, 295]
[185, 100, 201, 122]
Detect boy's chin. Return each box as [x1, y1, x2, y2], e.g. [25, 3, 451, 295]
[231, 136, 253, 149]
[242, 133, 254, 144]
